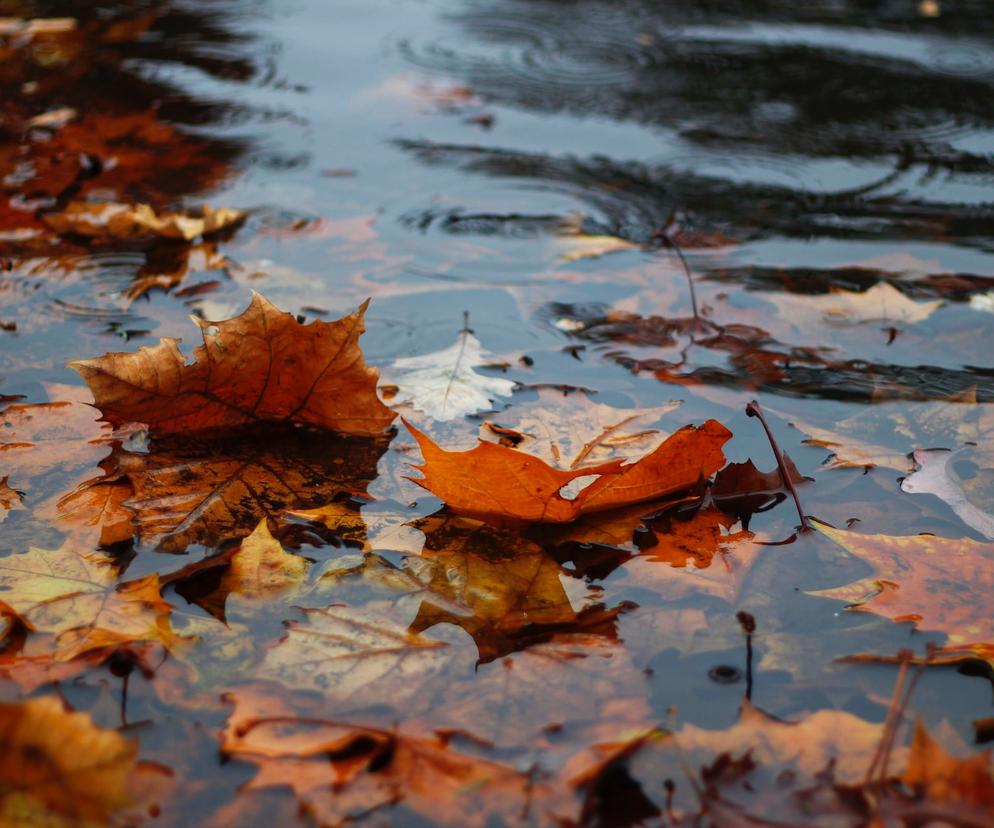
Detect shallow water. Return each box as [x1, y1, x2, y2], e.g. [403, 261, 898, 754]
[2, 0, 994, 824]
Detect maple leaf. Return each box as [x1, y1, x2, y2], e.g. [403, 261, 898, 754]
[385, 328, 515, 420]
[105, 425, 387, 551]
[406, 418, 731, 523]
[41, 201, 245, 241]
[42, 479, 134, 547]
[256, 603, 451, 703]
[0, 544, 184, 660]
[480, 387, 681, 469]
[902, 448, 994, 539]
[220, 689, 556, 828]
[0, 696, 138, 825]
[71, 294, 394, 436]
[810, 521, 994, 665]
[895, 719, 994, 825]
[609, 701, 889, 826]
[220, 519, 310, 601]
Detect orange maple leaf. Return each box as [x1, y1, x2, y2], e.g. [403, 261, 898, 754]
[70, 294, 395, 436]
[405, 418, 731, 523]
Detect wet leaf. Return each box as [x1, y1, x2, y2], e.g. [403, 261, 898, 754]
[899, 718, 994, 824]
[42, 201, 245, 241]
[406, 418, 731, 523]
[481, 387, 681, 469]
[0, 544, 184, 660]
[256, 603, 452, 702]
[220, 519, 310, 601]
[386, 328, 515, 421]
[220, 689, 556, 828]
[0, 696, 138, 826]
[811, 521, 994, 665]
[902, 448, 994, 539]
[71, 294, 395, 436]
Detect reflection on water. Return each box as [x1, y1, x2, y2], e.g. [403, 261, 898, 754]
[2, 0, 994, 824]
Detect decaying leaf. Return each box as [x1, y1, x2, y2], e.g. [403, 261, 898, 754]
[481, 388, 681, 469]
[902, 448, 994, 539]
[42, 201, 245, 241]
[406, 418, 731, 523]
[811, 521, 994, 665]
[0, 543, 183, 660]
[0, 696, 138, 825]
[71, 294, 395, 436]
[386, 329, 515, 421]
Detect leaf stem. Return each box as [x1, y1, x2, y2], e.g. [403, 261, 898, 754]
[745, 400, 809, 531]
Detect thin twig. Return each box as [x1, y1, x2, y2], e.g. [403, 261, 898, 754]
[737, 611, 756, 702]
[745, 400, 809, 531]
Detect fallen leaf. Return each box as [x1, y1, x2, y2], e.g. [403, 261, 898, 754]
[0, 544, 183, 660]
[386, 328, 515, 421]
[42, 201, 245, 241]
[223, 520, 309, 598]
[42, 479, 134, 547]
[256, 602, 451, 704]
[898, 718, 994, 824]
[406, 418, 731, 523]
[0, 696, 138, 825]
[902, 448, 994, 539]
[810, 521, 994, 663]
[71, 294, 395, 436]
[220, 689, 555, 828]
[481, 387, 681, 469]
[613, 701, 890, 826]
[773, 282, 943, 326]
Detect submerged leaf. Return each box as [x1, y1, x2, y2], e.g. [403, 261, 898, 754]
[811, 521, 994, 664]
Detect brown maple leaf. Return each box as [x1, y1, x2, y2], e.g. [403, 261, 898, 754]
[220, 689, 556, 828]
[0, 543, 185, 660]
[42, 201, 245, 242]
[406, 418, 731, 523]
[893, 719, 994, 825]
[810, 521, 994, 667]
[71, 293, 395, 436]
[0, 696, 138, 824]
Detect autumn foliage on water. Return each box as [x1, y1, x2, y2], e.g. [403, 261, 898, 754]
[3, 2, 994, 827]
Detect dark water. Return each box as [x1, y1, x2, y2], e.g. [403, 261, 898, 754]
[2, 0, 994, 824]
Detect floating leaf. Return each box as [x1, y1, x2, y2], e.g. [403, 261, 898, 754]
[406, 418, 730, 523]
[71, 294, 395, 437]
[387, 329, 515, 421]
